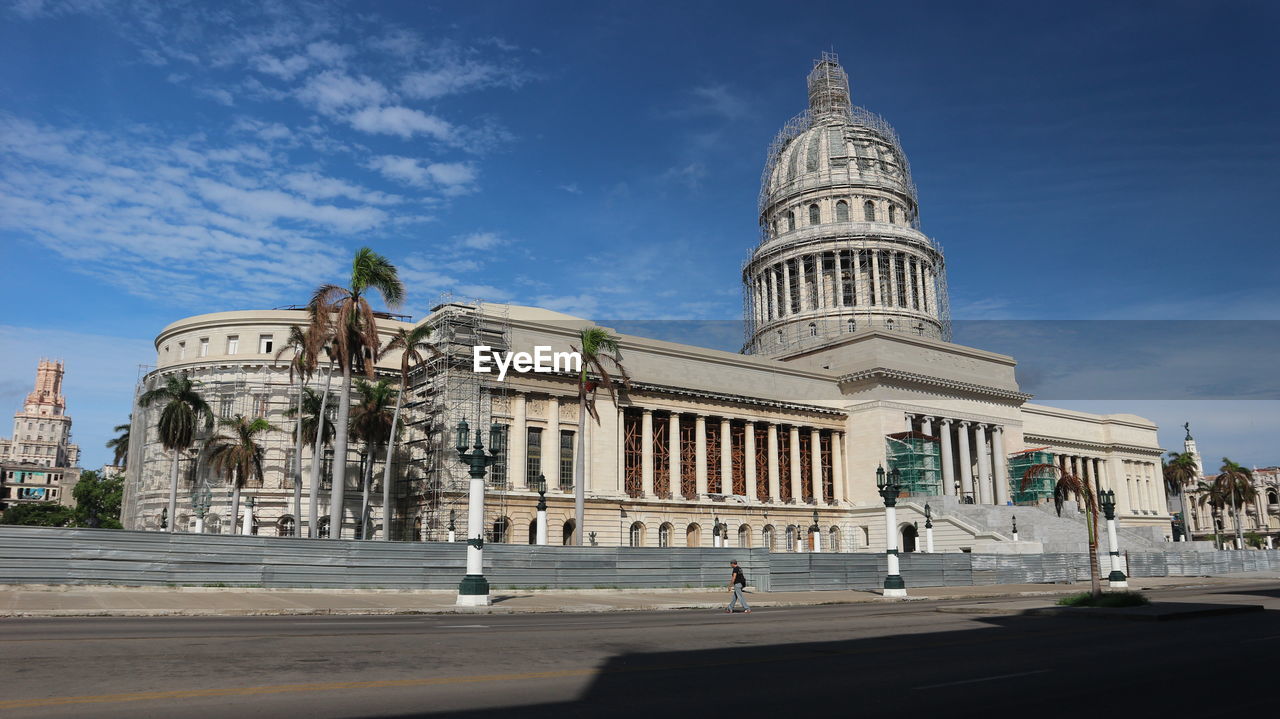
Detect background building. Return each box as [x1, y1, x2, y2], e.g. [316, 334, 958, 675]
[0, 360, 82, 510]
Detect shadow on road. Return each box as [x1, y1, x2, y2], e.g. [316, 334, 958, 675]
[360, 608, 1280, 718]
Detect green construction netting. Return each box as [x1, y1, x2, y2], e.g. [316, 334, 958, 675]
[885, 432, 941, 495]
[1009, 450, 1056, 503]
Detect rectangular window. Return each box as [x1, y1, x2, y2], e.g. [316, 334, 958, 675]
[219, 393, 234, 418]
[178, 341, 186, 360]
[259, 334, 273, 354]
[559, 430, 574, 492]
[199, 338, 209, 357]
[226, 335, 239, 355]
[525, 427, 542, 489]
[489, 424, 509, 488]
[322, 448, 334, 490]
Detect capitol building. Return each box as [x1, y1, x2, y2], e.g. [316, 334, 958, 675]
[121, 55, 1173, 553]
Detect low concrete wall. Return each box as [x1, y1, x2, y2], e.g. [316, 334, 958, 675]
[1, 527, 1276, 591]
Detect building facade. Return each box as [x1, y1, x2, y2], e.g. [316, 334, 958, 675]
[121, 55, 1173, 551]
[0, 360, 82, 510]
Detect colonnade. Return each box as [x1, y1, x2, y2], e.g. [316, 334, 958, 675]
[905, 414, 1009, 506]
[624, 408, 844, 506]
[749, 248, 936, 324]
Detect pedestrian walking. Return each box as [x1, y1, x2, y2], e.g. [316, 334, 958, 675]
[725, 560, 751, 614]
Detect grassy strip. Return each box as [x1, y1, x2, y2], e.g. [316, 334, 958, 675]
[1056, 591, 1150, 608]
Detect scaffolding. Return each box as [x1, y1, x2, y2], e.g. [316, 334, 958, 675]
[1009, 449, 1057, 504]
[885, 431, 941, 495]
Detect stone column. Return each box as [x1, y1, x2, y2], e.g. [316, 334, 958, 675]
[816, 254, 827, 310]
[957, 421, 974, 501]
[720, 418, 732, 494]
[767, 423, 780, 502]
[766, 269, 777, 321]
[543, 396, 560, 490]
[668, 412, 680, 498]
[744, 420, 757, 500]
[810, 428, 823, 504]
[778, 257, 788, 313]
[641, 409, 654, 498]
[694, 415, 708, 497]
[870, 249, 882, 306]
[832, 431, 845, 504]
[833, 251, 844, 309]
[789, 426, 803, 503]
[1109, 456, 1132, 515]
[510, 392, 527, 489]
[975, 424, 991, 505]
[992, 425, 1008, 506]
[920, 416, 933, 436]
[939, 418, 955, 496]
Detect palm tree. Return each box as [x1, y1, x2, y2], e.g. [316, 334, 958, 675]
[1192, 479, 1227, 547]
[105, 418, 131, 468]
[207, 414, 278, 535]
[1215, 458, 1256, 549]
[275, 325, 315, 535]
[349, 378, 396, 539]
[379, 324, 439, 541]
[1022, 463, 1102, 598]
[138, 373, 213, 533]
[570, 326, 630, 545]
[307, 247, 404, 539]
[285, 385, 336, 537]
[1163, 451, 1199, 540]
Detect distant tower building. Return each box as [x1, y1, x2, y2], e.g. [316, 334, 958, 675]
[743, 52, 950, 355]
[1183, 421, 1203, 478]
[2, 360, 80, 468]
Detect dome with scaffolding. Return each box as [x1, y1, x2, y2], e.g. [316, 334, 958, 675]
[742, 52, 951, 356]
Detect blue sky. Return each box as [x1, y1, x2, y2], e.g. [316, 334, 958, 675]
[1, 0, 1277, 470]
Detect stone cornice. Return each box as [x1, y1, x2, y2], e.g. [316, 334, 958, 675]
[1024, 434, 1164, 458]
[837, 367, 1032, 402]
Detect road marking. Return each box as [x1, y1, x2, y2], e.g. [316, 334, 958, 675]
[440, 624, 490, 628]
[914, 669, 1048, 690]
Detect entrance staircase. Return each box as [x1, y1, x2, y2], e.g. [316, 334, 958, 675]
[924, 495, 1170, 554]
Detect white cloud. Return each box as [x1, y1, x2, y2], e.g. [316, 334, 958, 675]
[366, 155, 477, 195]
[305, 40, 349, 66]
[349, 106, 453, 141]
[458, 231, 502, 250]
[558, 183, 582, 195]
[296, 70, 390, 115]
[401, 61, 512, 100]
[252, 53, 311, 80]
[281, 171, 402, 206]
[197, 86, 235, 106]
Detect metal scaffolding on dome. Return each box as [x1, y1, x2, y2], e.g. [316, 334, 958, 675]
[1009, 448, 1057, 505]
[885, 431, 941, 495]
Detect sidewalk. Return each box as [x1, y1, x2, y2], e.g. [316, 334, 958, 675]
[3, 574, 1275, 617]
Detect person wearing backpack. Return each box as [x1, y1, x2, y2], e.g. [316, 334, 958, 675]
[725, 560, 751, 614]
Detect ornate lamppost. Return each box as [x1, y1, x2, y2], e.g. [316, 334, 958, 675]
[535, 473, 548, 546]
[1101, 489, 1128, 588]
[811, 509, 822, 553]
[924, 502, 934, 553]
[713, 516, 723, 548]
[455, 419, 503, 607]
[191, 480, 212, 534]
[447, 510, 457, 543]
[1011, 514, 1019, 542]
[877, 465, 907, 598]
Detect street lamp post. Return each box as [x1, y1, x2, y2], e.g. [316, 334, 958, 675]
[535, 474, 548, 546]
[455, 419, 503, 607]
[1011, 514, 1019, 542]
[447, 510, 456, 543]
[713, 516, 723, 548]
[877, 465, 907, 598]
[924, 503, 934, 553]
[812, 509, 822, 553]
[1101, 489, 1128, 588]
[191, 481, 212, 534]
[242, 496, 254, 536]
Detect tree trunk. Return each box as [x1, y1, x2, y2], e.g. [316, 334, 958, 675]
[1086, 508, 1102, 598]
[230, 474, 241, 536]
[328, 361, 352, 539]
[381, 389, 403, 542]
[574, 400, 587, 546]
[167, 448, 180, 533]
[307, 361, 334, 538]
[293, 375, 303, 535]
[360, 448, 373, 539]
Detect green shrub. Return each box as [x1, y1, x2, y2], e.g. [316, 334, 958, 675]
[1056, 591, 1150, 608]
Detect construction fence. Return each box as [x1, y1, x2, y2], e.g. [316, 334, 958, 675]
[1, 527, 1277, 592]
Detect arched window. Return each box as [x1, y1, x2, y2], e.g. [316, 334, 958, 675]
[762, 525, 775, 551]
[787, 210, 796, 231]
[859, 526, 870, 548]
[777, 330, 784, 345]
[863, 200, 875, 222]
[528, 518, 538, 544]
[828, 526, 841, 553]
[737, 524, 752, 548]
[808, 203, 820, 225]
[808, 322, 817, 337]
[629, 521, 645, 547]
[277, 515, 295, 537]
[317, 516, 330, 539]
[686, 522, 702, 547]
[885, 318, 895, 331]
[658, 522, 672, 548]
[562, 519, 576, 545]
[901, 524, 918, 553]
[835, 200, 849, 222]
[888, 204, 897, 224]
[847, 318, 855, 333]
[785, 525, 796, 552]
[492, 517, 510, 543]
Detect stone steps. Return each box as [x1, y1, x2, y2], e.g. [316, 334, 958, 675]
[924, 495, 1164, 554]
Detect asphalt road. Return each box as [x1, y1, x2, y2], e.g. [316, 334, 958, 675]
[2, 582, 1277, 718]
